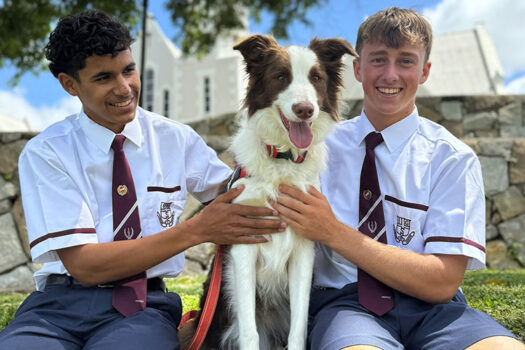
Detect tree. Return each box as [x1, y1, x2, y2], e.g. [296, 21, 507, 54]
[165, 0, 327, 56]
[0, 0, 325, 83]
[0, 0, 140, 84]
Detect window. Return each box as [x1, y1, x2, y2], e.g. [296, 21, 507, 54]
[204, 77, 210, 114]
[163, 89, 169, 118]
[146, 69, 154, 111]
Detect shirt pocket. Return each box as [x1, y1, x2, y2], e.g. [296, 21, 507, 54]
[145, 185, 185, 231]
[384, 195, 428, 249]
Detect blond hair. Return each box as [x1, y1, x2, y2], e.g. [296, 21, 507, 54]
[355, 7, 433, 61]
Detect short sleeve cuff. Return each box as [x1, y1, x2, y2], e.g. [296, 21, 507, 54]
[424, 236, 485, 270]
[30, 229, 99, 263]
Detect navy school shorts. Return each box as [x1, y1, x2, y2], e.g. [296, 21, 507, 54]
[308, 282, 517, 350]
[0, 277, 182, 350]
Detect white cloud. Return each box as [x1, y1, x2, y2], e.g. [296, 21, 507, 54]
[505, 75, 525, 94]
[0, 89, 81, 131]
[423, 0, 525, 81]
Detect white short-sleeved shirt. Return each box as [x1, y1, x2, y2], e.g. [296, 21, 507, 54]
[19, 107, 232, 291]
[315, 107, 486, 289]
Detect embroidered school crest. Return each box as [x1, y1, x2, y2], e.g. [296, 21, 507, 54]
[393, 215, 415, 245]
[157, 201, 175, 228]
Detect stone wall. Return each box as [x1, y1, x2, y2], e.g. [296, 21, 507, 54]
[1, 95, 524, 291]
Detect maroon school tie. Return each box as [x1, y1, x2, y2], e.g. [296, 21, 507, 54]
[357, 132, 394, 316]
[111, 134, 147, 317]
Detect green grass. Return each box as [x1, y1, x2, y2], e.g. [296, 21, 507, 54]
[1, 270, 524, 342]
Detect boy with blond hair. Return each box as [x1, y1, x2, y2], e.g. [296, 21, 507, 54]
[274, 7, 523, 349]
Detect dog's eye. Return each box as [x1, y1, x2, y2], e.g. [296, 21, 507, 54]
[312, 74, 321, 82]
[277, 74, 285, 81]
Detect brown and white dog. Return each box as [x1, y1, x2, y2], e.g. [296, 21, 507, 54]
[182, 34, 356, 350]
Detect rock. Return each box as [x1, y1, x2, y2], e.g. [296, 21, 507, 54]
[0, 133, 22, 144]
[0, 264, 36, 292]
[441, 100, 463, 121]
[498, 214, 525, 265]
[486, 224, 499, 240]
[12, 197, 30, 258]
[0, 176, 16, 201]
[181, 259, 206, 276]
[485, 240, 521, 269]
[492, 186, 525, 221]
[0, 199, 11, 215]
[478, 156, 508, 196]
[185, 242, 215, 267]
[0, 140, 26, 175]
[463, 111, 498, 132]
[0, 213, 28, 273]
[478, 139, 513, 160]
[500, 126, 525, 137]
[510, 139, 525, 184]
[498, 102, 522, 126]
[441, 121, 463, 138]
[463, 96, 514, 113]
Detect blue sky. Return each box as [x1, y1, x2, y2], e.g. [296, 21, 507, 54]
[1, 0, 524, 130]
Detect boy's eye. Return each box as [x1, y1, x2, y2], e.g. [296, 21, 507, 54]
[94, 75, 109, 82]
[371, 58, 385, 63]
[400, 59, 413, 65]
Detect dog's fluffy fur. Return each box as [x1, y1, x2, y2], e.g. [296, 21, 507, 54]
[181, 35, 357, 350]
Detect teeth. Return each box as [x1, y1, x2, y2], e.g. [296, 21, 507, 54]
[111, 99, 131, 107]
[378, 88, 400, 94]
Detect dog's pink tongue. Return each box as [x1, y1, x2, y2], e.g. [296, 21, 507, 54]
[289, 121, 313, 149]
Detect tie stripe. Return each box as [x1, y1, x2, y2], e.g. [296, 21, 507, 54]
[113, 201, 139, 237]
[357, 197, 382, 230]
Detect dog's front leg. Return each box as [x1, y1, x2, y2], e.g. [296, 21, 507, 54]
[231, 244, 259, 350]
[287, 239, 315, 350]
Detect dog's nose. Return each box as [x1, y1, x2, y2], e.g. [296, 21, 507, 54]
[292, 102, 314, 120]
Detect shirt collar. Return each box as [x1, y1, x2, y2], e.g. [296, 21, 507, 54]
[356, 107, 419, 153]
[79, 108, 143, 154]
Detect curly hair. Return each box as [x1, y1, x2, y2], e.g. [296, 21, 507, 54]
[355, 7, 433, 62]
[45, 9, 134, 79]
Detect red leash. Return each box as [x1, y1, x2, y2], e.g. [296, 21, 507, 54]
[180, 244, 224, 350]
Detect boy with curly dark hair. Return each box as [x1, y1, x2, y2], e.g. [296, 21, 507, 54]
[0, 9, 283, 349]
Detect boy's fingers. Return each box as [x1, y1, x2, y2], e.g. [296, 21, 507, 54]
[215, 184, 244, 203]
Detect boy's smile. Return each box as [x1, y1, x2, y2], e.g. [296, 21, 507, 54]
[58, 49, 141, 134]
[353, 41, 431, 131]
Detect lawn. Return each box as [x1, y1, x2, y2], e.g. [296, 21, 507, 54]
[1, 269, 524, 342]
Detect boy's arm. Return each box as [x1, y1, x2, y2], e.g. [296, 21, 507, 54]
[58, 185, 285, 285]
[273, 185, 468, 304]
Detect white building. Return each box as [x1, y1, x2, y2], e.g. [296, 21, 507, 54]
[132, 16, 505, 123]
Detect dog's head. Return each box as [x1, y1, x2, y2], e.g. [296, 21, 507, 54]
[234, 35, 357, 150]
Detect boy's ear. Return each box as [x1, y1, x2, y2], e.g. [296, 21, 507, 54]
[58, 73, 79, 96]
[352, 58, 363, 83]
[419, 61, 432, 84]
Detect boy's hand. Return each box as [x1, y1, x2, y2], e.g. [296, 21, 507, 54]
[193, 184, 286, 245]
[271, 184, 342, 245]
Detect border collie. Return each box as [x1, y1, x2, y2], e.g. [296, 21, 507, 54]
[183, 34, 356, 350]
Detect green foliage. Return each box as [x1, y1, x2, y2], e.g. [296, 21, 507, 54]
[1, 270, 524, 342]
[0, 0, 326, 81]
[0, 0, 140, 84]
[461, 269, 525, 340]
[165, 0, 327, 56]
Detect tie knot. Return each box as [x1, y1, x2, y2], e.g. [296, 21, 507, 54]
[365, 132, 384, 151]
[111, 135, 126, 152]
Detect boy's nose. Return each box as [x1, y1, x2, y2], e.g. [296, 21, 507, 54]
[383, 63, 399, 82]
[114, 76, 132, 95]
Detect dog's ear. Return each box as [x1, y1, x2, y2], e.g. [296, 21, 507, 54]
[233, 34, 277, 65]
[308, 38, 358, 62]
